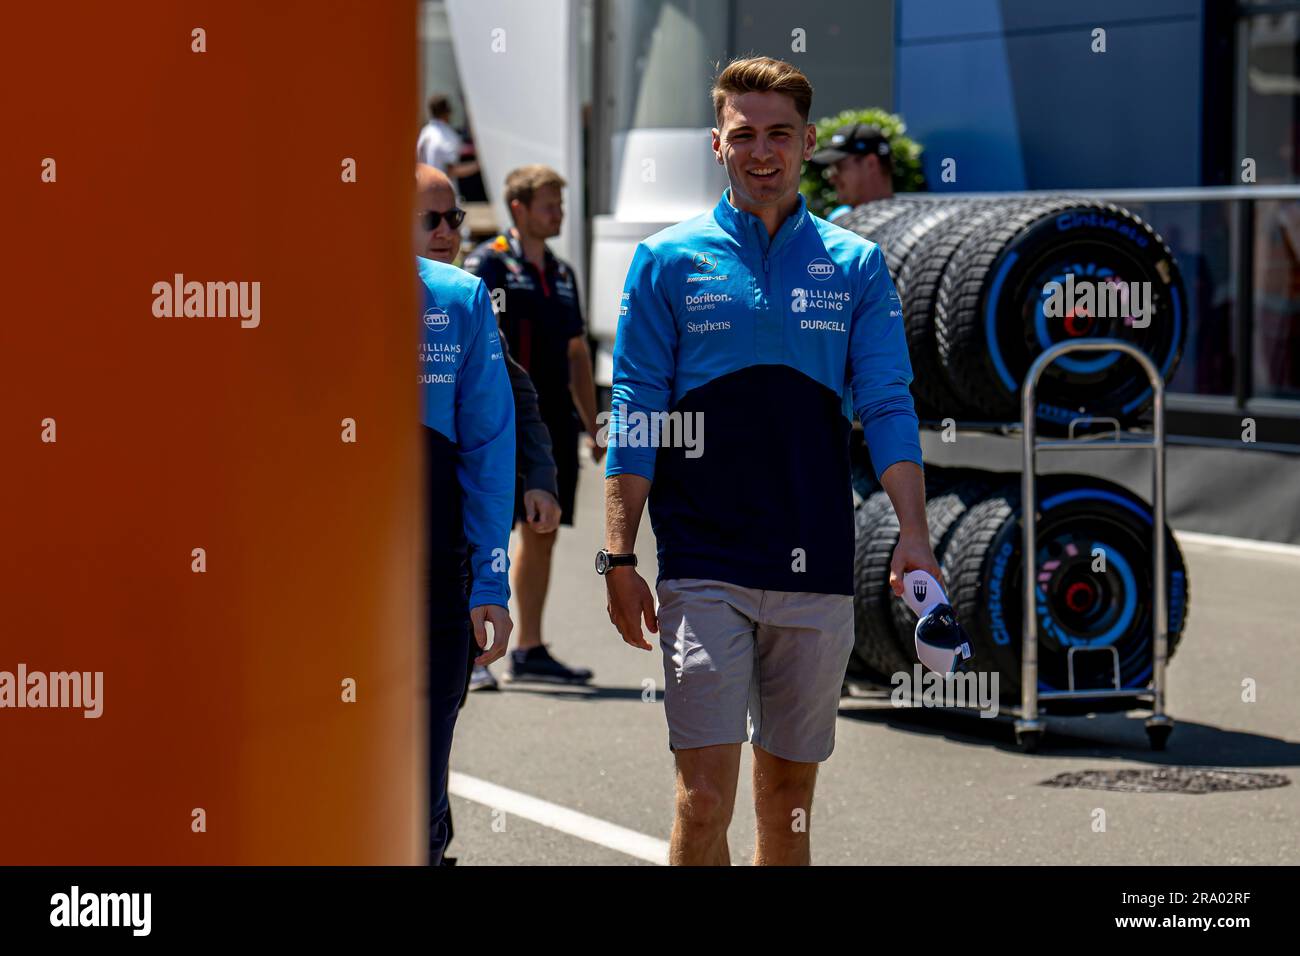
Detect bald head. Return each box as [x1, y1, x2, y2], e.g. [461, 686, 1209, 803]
[416, 163, 455, 203]
[414, 164, 462, 263]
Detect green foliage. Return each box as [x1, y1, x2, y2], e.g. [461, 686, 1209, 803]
[800, 108, 926, 217]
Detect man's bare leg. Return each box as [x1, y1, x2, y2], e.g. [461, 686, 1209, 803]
[670, 743, 742, 866]
[511, 521, 557, 650]
[752, 745, 818, 866]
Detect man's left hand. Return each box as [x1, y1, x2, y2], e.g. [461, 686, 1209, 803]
[889, 531, 945, 598]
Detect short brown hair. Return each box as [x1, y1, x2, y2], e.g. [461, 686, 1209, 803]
[711, 56, 813, 124]
[428, 94, 451, 119]
[504, 165, 567, 209]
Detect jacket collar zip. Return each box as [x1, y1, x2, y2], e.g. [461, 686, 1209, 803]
[714, 188, 807, 259]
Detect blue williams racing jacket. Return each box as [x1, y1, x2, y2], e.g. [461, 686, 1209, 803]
[419, 256, 515, 610]
[605, 189, 923, 596]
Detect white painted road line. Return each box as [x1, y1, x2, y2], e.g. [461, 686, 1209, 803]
[449, 771, 670, 865]
[1175, 530, 1300, 560]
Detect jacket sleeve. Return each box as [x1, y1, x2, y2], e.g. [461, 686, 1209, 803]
[605, 242, 677, 482]
[847, 244, 924, 483]
[501, 332, 558, 496]
[455, 279, 516, 609]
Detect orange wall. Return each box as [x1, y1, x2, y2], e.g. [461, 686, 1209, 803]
[0, 1, 422, 863]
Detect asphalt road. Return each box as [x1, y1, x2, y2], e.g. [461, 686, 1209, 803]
[447, 456, 1300, 866]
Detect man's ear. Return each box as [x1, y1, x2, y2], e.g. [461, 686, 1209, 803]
[711, 127, 723, 164]
[803, 123, 817, 161]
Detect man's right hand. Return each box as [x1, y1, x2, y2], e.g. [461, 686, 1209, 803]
[605, 567, 657, 651]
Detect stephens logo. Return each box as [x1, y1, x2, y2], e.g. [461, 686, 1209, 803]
[693, 252, 717, 273]
[807, 258, 835, 281]
[423, 307, 450, 332]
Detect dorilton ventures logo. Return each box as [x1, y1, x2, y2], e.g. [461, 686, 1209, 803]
[423, 307, 450, 331]
[807, 258, 835, 280]
[684, 291, 731, 313]
[693, 252, 717, 273]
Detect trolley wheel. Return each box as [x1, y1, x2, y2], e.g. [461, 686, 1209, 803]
[1145, 720, 1174, 751]
[1015, 726, 1043, 753]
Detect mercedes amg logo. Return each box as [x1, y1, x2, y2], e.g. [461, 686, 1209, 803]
[913, 580, 927, 602]
[693, 253, 717, 273]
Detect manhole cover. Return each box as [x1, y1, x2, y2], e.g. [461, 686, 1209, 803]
[1040, 768, 1290, 794]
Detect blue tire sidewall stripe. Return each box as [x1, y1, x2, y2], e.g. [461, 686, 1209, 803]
[981, 224, 1185, 418]
[986, 486, 1187, 692]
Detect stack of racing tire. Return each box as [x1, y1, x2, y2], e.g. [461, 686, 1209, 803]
[840, 196, 1190, 712]
[837, 195, 1187, 431]
[847, 464, 1190, 713]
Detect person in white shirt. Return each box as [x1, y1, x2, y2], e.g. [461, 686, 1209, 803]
[417, 94, 480, 181]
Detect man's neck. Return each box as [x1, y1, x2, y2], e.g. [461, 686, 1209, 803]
[511, 227, 547, 266]
[727, 189, 800, 241]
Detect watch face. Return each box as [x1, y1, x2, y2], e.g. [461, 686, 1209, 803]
[595, 551, 608, 574]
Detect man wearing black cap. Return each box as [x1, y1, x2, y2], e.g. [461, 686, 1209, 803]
[812, 124, 894, 220]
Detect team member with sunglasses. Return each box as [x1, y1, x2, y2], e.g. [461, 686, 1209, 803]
[417, 214, 513, 868]
[418, 164, 552, 867]
[416, 164, 562, 562]
[417, 164, 564, 864]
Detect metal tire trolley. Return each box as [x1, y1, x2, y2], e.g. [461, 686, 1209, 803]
[1014, 337, 1172, 753]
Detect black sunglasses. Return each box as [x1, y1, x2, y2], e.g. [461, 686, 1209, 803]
[420, 208, 466, 231]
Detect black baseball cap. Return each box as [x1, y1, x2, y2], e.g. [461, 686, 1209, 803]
[812, 124, 891, 165]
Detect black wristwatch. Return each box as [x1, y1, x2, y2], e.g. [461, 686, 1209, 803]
[595, 549, 637, 575]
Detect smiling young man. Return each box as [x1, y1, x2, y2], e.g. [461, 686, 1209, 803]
[602, 56, 943, 866]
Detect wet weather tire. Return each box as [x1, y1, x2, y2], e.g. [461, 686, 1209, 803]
[935, 199, 1186, 427]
